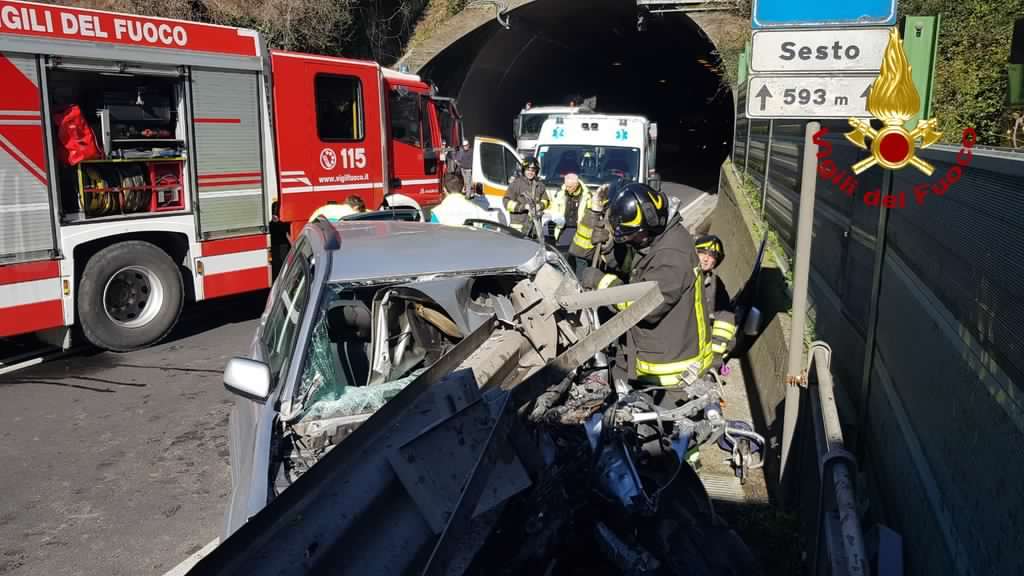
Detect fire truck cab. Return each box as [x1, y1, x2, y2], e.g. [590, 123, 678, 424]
[0, 0, 461, 352]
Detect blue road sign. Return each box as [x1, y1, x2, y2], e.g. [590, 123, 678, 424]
[752, 0, 896, 29]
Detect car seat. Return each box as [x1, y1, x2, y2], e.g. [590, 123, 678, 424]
[327, 299, 372, 387]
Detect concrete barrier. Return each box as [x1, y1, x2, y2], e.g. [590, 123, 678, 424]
[712, 162, 792, 495]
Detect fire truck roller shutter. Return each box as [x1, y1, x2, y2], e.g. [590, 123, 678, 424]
[192, 69, 266, 239]
[0, 53, 58, 265]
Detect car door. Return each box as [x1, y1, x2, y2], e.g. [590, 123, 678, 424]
[472, 137, 523, 214]
[224, 237, 315, 536]
[387, 87, 443, 208]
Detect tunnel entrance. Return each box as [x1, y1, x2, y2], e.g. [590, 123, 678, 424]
[420, 0, 735, 192]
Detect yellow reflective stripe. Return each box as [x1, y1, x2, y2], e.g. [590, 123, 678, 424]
[507, 200, 518, 211]
[573, 235, 594, 250]
[713, 320, 736, 334]
[577, 223, 593, 239]
[615, 300, 633, 311]
[636, 357, 702, 376]
[711, 342, 727, 354]
[713, 327, 735, 340]
[597, 274, 619, 290]
[692, 268, 715, 371]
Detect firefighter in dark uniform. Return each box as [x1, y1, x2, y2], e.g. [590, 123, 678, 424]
[502, 157, 549, 236]
[695, 235, 737, 371]
[577, 182, 712, 395]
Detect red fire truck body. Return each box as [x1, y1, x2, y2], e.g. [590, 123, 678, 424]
[0, 0, 460, 351]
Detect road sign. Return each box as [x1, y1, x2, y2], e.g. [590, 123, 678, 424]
[746, 75, 875, 119]
[752, 0, 896, 29]
[751, 28, 890, 73]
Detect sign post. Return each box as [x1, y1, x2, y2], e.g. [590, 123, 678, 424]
[747, 0, 899, 493]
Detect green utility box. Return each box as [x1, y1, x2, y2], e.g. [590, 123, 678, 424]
[902, 15, 940, 129]
[1008, 64, 1024, 106]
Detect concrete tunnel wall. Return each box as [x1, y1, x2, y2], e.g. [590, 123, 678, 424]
[410, 0, 735, 193]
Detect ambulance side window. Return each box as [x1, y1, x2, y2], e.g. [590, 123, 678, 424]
[390, 90, 421, 147]
[480, 142, 506, 184]
[503, 148, 520, 180]
[315, 75, 364, 141]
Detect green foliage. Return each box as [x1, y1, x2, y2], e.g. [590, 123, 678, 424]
[899, 0, 1023, 146]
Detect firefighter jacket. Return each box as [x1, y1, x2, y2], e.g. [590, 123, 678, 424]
[546, 181, 591, 243]
[588, 216, 712, 386]
[701, 271, 736, 361]
[502, 176, 549, 231]
[568, 194, 607, 258]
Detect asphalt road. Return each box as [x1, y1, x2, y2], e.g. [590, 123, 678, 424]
[0, 291, 268, 576]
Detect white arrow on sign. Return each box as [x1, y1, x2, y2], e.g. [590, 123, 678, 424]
[751, 28, 891, 73]
[746, 75, 875, 119]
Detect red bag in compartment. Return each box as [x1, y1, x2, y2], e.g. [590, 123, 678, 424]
[56, 105, 103, 165]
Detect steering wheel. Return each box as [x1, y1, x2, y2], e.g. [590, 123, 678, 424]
[463, 219, 526, 238]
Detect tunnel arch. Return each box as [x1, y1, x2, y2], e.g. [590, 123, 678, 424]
[409, 0, 737, 192]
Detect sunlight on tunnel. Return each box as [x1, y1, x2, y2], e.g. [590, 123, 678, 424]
[420, 0, 735, 192]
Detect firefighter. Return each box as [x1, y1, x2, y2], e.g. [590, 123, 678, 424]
[430, 171, 493, 225]
[695, 234, 737, 371]
[578, 182, 711, 395]
[546, 173, 591, 273]
[502, 157, 549, 235]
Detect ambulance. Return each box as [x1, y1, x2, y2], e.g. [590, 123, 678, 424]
[0, 0, 462, 352]
[471, 114, 659, 226]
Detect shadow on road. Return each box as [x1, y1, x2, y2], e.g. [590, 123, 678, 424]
[0, 374, 147, 393]
[162, 290, 269, 345]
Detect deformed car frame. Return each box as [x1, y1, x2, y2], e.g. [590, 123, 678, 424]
[188, 276, 666, 576]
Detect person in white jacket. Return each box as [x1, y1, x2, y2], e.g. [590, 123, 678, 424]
[430, 172, 495, 226]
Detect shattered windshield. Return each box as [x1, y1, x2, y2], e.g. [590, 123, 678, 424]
[536, 144, 640, 187]
[294, 273, 515, 422]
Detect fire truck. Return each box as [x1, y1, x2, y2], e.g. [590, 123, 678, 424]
[0, 0, 462, 352]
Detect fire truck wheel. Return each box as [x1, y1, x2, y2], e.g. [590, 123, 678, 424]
[78, 241, 184, 352]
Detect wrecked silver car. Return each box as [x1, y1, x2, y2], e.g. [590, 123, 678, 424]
[220, 219, 583, 536]
[197, 216, 760, 576]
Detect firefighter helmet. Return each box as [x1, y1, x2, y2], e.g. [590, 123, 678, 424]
[695, 234, 725, 267]
[606, 182, 669, 244]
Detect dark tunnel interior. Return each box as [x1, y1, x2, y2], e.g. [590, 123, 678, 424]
[420, 0, 735, 192]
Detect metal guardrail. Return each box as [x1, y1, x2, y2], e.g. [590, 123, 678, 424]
[804, 342, 869, 576]
[788, 340, 904, 575]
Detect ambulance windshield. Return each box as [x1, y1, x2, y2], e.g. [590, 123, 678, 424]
[536, 145, 640, 186]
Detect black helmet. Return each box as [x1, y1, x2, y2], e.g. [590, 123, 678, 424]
[695, 234, 725, 267]
[606, 182, 669, 244]
[522, 157, 540, 173]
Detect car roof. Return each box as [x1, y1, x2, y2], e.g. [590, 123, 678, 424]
[321, 221, 542, 283]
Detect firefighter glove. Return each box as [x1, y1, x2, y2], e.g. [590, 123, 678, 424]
[590, 224, 610, 246]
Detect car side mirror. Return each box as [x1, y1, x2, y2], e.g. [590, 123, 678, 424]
[223, 357, 271, 402]
[743, 306, 762, 336]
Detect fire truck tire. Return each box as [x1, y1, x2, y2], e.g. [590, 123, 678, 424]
[77, 241, 184, 352]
